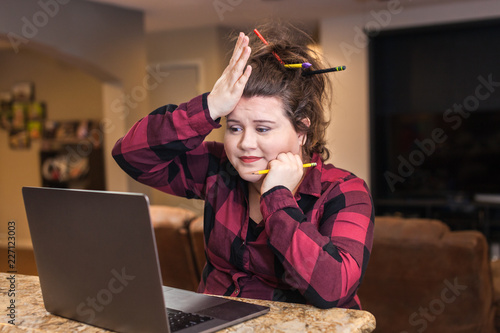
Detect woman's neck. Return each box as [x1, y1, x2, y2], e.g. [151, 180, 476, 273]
[248, 181, 263, 223]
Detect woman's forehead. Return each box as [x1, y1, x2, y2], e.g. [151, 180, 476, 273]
[228, 96, 286, 120]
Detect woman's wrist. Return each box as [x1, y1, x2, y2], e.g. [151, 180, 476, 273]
[207, 93, 222, 121]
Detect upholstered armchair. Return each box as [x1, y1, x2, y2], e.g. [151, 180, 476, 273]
[357, 216, 497, 332]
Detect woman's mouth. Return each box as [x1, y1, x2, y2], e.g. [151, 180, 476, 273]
[240, 156, 263, 163]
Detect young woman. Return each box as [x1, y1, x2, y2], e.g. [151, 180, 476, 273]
[113, 25, 374, 309]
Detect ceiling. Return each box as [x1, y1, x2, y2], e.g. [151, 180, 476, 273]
[86, 0, 472, 33]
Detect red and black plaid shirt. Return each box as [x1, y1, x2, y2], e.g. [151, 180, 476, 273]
[113, 93, 374, 309]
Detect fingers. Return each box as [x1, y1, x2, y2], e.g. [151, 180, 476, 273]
[235, 64, 252, 89]
[235, 45, 251, 73]
[267, 153, 303, 177]
[226, 33, 249, 74]
[230, 37, 251, 85]
[220, 33, 251, 90]
[261, 153, 304, 194]
[228, 33, 244, 66]
[208, 32, 251, 120]
[230, 33, 249, 65]
[275, 153, 303, 170]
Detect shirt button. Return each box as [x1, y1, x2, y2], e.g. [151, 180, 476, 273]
[233, 289, 239, 295]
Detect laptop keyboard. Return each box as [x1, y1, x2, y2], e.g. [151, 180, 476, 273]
[166, 307, 214, 332]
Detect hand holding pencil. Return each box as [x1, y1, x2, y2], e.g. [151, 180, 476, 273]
[259, 153, 314, 194]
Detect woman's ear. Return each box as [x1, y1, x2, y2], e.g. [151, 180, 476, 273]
[298, 117, 311, 146]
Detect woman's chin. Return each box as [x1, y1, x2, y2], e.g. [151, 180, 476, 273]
[239, 172, 264, 183]
[233, 163, 266, 183]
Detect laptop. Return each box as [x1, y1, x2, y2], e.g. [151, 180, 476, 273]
[22, 187, 269, 333]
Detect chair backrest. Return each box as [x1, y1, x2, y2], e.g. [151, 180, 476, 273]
[149, 205, 199, 291]
[189, 216, 206, 278]
[358, 216, 496, 332]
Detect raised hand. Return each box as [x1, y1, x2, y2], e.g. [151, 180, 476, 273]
[207, 32, 252, 121]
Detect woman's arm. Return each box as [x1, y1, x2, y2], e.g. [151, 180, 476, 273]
[261, 175, 374, 309]
[112, 94, 223, 199]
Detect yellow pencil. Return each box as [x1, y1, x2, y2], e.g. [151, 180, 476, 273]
[250, 163, 317, 175]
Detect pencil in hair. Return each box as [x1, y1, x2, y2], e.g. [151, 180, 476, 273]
[253, 28, 285, 65]
[302, 66, 346, 76]
[284, 63, 312, 69]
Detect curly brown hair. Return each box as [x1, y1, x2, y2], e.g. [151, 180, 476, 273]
[241, 23, 332, 161]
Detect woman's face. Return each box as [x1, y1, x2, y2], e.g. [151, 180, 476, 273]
[224, 96, 305, 183]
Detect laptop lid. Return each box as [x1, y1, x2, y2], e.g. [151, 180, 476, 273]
[22, 187, 269, 333]
[23, 187, 170, 333]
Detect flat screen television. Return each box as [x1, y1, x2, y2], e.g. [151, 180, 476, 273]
[370, 19, 500, 204]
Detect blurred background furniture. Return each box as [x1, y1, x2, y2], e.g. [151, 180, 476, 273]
[149, 205, 199, 291]
[189, 216, 206, 279]
[357, 216, 498, 333]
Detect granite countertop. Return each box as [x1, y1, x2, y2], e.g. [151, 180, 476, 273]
[1, 273, 376, 332]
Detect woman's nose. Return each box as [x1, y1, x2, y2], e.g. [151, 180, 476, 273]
[238, 130, 257, 150]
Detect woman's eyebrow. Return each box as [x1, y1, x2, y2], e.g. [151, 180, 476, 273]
[253, 120, 276, 124]
[226, 119, 276, 124]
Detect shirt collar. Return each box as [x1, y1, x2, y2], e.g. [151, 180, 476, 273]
[296, 153, 323, 198]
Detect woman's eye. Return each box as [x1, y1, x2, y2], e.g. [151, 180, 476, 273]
[229, 126, 242, 133]
[257, 127, 270, 133]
